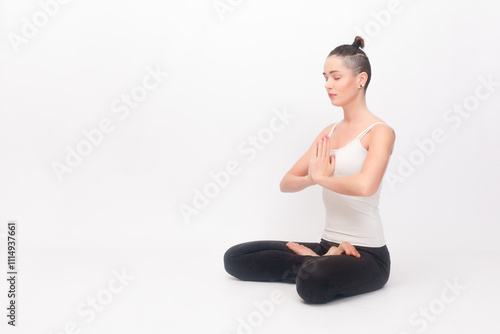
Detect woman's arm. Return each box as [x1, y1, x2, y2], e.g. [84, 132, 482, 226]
[312, 124, 396, 197]
[280, 124, 335, 193]
[280, 174, 315, 193]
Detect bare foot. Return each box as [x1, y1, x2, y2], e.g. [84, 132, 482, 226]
[323, 243, 361, 258]
[286, 242, 319, 256]
[324, 246, 342, 256]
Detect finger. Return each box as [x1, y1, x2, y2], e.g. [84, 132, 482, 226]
[321, 136, 326, 158]
[318, 136, 325, 158]
[323, 135, 330, 158]
[316, 136, 323, 157]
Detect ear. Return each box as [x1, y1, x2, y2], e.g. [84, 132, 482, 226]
[357, 72, 368, 86]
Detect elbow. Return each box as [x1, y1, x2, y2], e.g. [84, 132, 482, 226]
[280, 180, 291, 193]
[279, 177, 287, 193]
[361, 187, 376, 197]
[361, 179, 379, 197]
[280, 174, 293, 193]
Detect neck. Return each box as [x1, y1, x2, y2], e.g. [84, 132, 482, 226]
[341, 93, 371, 124]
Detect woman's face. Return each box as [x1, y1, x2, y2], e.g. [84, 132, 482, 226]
[323, 56, 363, 107]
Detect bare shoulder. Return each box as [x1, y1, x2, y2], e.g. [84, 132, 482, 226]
[373, 122, 396, 138]
[313, 122, 337, 139]
[369, 122, 396, 153]
[323, 122, 337, 135]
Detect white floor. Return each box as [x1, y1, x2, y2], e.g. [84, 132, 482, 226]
[3, 240, 499, 334]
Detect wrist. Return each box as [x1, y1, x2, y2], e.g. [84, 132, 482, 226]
[305, 174, 316, 186]
[314, 175, 327, 186]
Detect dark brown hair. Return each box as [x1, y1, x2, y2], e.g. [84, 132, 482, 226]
[328, 36, 371, 92]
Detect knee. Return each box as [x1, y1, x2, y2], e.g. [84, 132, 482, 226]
[223, 244, 243, 278]
[295, 258, 333, 304]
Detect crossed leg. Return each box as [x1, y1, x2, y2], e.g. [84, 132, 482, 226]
[224, 240, 390, 304]
[295, 250, 387, 303]
[223, 240, 326, 283]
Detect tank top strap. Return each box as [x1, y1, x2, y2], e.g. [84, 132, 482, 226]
[356, 122, 387, 140]
[327, 122, 338, 137]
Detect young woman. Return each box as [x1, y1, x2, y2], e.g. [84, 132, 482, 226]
[223, 36, 396, 304]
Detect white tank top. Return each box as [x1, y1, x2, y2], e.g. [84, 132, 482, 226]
[321, 121, 387, 247]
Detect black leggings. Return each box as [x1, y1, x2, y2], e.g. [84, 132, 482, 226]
[223, 238, 391, 304]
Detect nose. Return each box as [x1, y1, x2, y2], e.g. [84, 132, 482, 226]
[324, 78, 333, 90]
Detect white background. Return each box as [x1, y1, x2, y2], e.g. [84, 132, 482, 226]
[1, 0, 499, 333]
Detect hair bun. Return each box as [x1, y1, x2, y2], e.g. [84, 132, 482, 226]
[352, 36, 365, 49]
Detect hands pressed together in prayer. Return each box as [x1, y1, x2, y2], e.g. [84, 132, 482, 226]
[307, 134, 336, 184]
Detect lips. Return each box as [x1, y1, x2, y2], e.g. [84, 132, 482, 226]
[329, 94, 337, 98]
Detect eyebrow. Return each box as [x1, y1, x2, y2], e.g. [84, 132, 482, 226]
[322, 70, 341, 75]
